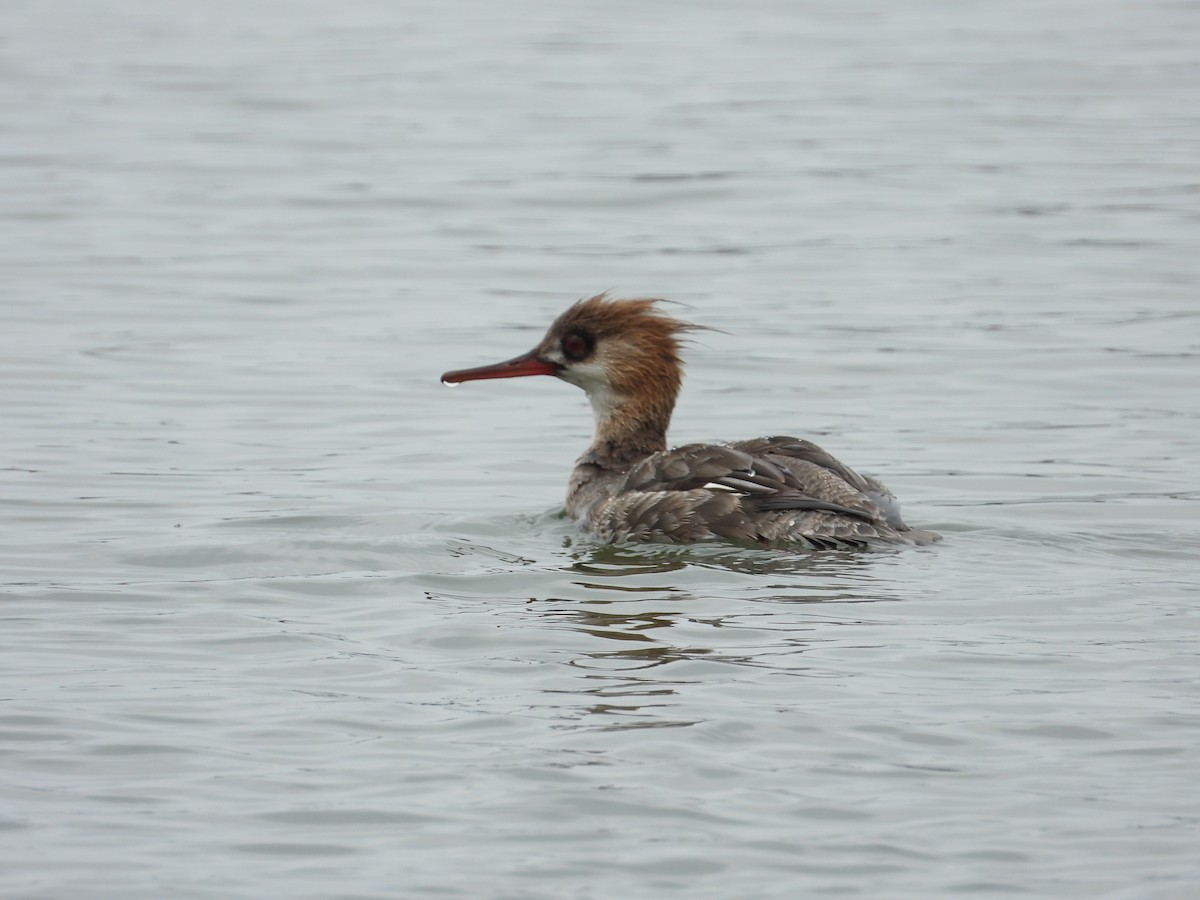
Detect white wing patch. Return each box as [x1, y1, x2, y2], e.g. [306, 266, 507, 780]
[705, 467, 761, 493]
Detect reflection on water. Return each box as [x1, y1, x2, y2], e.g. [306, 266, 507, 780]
[527, 542, 893, 734]
[564, 541, 907, 601]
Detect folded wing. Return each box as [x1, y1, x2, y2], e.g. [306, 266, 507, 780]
[595, 436, 935, 547]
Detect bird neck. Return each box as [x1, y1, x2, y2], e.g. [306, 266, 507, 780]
[581, 385, 675, 469]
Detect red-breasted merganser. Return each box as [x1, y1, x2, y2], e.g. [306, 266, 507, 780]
[441, 295, 940, 548]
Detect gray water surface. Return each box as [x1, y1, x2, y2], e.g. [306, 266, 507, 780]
[3, 1, 1200, 897]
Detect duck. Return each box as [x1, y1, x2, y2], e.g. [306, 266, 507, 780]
[441, 294, 939, 548]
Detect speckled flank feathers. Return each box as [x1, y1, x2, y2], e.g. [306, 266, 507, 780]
[443, 294, 939, 549]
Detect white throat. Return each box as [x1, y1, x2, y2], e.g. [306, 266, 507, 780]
[558, 359, 624, 428]
[586, 382, 623, 426]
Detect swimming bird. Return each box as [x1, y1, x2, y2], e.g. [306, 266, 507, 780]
[441, 295, 939, 548]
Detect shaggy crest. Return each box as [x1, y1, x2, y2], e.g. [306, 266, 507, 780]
[544, 293, 700, 351]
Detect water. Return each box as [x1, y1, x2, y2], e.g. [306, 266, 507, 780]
[3, 0, 1199, 897]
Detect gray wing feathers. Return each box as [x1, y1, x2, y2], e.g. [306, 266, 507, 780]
[625, 445, 759, 492]
[596, 436, 937, 548]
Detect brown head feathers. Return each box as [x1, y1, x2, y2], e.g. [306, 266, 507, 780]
[535, 294, 704, 461]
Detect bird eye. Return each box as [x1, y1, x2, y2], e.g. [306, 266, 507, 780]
[561, 331, 592, 361]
